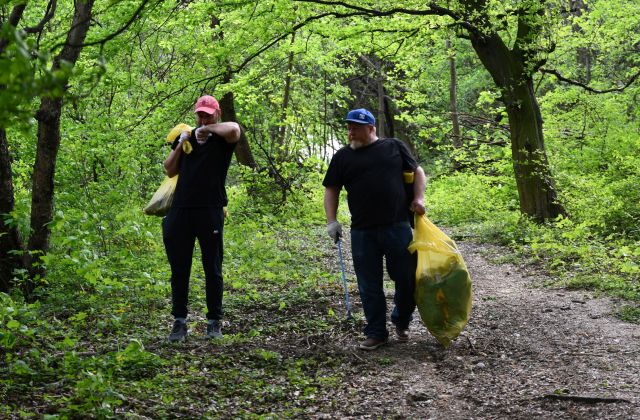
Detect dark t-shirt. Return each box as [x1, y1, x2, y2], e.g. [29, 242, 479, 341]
[322, 138, 418, 229]
[171, 131, 236, 208]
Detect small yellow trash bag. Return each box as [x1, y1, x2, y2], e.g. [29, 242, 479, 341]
[408, 214, 472, 347]
[143, 176, 178, 216]
[143, 123, 193, 217]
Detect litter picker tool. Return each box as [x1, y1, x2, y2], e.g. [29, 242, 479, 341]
[336, 237, 353, 319]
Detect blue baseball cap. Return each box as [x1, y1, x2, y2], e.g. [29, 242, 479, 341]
[345, 108, 375, 125]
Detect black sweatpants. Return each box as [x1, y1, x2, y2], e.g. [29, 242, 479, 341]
[162, 207, 225, 320]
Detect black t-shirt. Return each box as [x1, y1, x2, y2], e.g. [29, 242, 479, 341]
[171, 131, 236, 208]
[322, 138, 418, 229]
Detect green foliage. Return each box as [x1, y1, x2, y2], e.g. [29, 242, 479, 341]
[1, 177, 357, 416]
[1, 0, 639, 414]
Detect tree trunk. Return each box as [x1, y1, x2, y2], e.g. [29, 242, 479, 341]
[447, 39, 462, 149]
[504, 81, 564, 221]
[277, 32, 296, 154]
[470, 33, 565, 222]
[570, 0, 592, 83]
[28, 97, 64, 283]
[0, 128, 27, 293]
[20, 0, 94, 297]
[447, 38, 462, 171]
[218, 68, 257, 169]
[376, 77, 387, 138]
[210, 15, 257, 169]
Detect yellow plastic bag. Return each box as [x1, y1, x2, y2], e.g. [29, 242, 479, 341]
[143, 176, 177, 216]
[142, 123, 194, 216]
[408, 214, 472, 347]
[167, 123, 193, 154]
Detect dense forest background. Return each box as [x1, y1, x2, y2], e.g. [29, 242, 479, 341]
[1, 0, 639, 416]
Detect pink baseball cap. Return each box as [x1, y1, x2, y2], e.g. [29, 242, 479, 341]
[194, 95, 220, 115]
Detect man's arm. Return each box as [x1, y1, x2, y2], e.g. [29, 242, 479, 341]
[196, 122, 241, 143]
[411, 166, 426, 215]
[324, 186, 340, 222]
[163, 132, 189, 177]
[324, 186, 343, 242]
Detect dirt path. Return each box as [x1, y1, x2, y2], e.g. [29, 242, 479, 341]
[316, 240, 640, 419]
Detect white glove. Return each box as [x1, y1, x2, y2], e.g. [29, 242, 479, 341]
[178, 131, 190, 143]
[326, 221, 342, 243]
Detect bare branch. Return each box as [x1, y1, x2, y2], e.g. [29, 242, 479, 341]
[294, 0, 481, 35]
[23, 0, 57, 35]
[540, 67, 640, 94]
[49, 0, 152, 52]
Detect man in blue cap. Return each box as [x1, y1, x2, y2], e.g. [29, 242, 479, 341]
[323, 108, 426, 350]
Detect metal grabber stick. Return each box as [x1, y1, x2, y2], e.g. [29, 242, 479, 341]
[336, 237, 353, 319]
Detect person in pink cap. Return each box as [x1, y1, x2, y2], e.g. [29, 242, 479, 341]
[163, 95, 241, 342]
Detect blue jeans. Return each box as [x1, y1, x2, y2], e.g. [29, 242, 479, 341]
[351, 222, 416, 340]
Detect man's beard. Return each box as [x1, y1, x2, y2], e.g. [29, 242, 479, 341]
[349, 140, 364, 150]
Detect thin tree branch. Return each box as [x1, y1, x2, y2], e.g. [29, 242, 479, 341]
[294, 0, 480, 35]
[540, 67, 640, 94]
[23, 0, 57, 35]
[49, 0, 152, 52]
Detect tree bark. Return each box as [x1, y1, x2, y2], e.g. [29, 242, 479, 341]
[376, 77, 387, 139]
[570, 0, 592, 83]
[219, 87, 257, 168]
[210, 15, 257, 169]
[470, 32, 565, 222]
[277, 32, 296, 154]
[20, 0, 95, 296]
[447, 39, 462, 149]
[218, 67, 257, 169]
[0, 129, 27, 293]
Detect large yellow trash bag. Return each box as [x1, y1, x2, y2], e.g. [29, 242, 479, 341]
[143, 176, 178, 216]
[408, 214, 472, 347]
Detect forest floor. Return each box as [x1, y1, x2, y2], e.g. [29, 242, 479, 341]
[5, 231, 640, 418]
[302, 238, 640, 419]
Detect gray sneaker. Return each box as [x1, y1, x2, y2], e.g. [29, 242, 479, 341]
[206, 320, 223, 339]
[359, 336, 388, 350]
[168, 320, 188, 342]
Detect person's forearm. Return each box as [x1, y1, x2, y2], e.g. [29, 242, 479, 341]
[324, 187, 340, 222]
[413, 166, 426, 200]
[202, 122, 241, 143]
[163, 146, 183, 178]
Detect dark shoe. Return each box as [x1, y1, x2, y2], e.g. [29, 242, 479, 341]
[396, 327, 409, 343]
[359, 337, 388, 351]
[169, 320, 188, 342]
[206, 320, 223, 339]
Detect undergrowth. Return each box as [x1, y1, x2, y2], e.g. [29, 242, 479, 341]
[0, 179, 362, 418]
[427, 171, 640, 323]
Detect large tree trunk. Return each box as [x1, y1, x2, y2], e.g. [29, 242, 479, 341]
[20, 0, 94, 297]
[504, 81, 564, 221]
[470, 33, 565, 222]
[28, 97, 64, 284]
